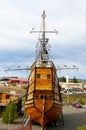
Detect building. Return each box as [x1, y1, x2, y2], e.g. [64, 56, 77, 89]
[0, 85, 26, 116]
[60, 82, 84, 90]
[0, 92, 22, 116]
[7, 78, 28, 85]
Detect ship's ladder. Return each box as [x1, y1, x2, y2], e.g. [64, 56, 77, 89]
[23, 114, 32, 130]
[23, 115, 30, 126]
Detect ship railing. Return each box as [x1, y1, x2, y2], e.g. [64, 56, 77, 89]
[36, 60, 54, 68]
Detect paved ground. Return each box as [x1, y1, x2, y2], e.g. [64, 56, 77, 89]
[0, 105, 86, 130]
[46, 105, 86, 130]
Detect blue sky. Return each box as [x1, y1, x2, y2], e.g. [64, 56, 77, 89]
[0, 0, 86, 79]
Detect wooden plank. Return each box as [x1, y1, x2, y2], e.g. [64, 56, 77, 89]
[36, 68, 52, 90]
[29, 84, 34, 92]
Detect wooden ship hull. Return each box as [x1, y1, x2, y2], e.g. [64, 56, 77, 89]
[24, 10, 63, 129]
[25, 61, 62, 128]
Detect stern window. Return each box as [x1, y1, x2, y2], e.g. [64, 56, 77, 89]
[36, 74, 40, 78]
[47, 74, 51, 79]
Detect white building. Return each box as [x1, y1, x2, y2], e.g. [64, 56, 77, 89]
[60, 82, 84, 90]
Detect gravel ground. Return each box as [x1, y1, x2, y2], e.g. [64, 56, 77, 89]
[0, 105, 86, 130]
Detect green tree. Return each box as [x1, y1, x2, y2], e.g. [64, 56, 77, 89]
[72, 76, 78, 83]
[2, 103, 18, 123]
[1, 78, 9, 81]
[59, 76, 66, 82]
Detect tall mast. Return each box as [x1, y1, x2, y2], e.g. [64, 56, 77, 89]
[41, 10, 49, 62]
[30, 10, 58, 63]
[42, 10, 46, 45]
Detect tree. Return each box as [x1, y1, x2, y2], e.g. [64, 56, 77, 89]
[2, 103, 18, 123]
[72, 76, 78, 83]
[1, 77, 9, 81]
[59, 76, 66, 82]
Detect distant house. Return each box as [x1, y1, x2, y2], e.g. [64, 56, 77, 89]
[0, 92, 22, 116]
[0, 85, 26, 116]
[7, 78, 28, 85]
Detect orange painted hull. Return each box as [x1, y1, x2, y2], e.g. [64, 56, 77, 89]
[25, 91, 62, 127]
[25, 65, 63, 128]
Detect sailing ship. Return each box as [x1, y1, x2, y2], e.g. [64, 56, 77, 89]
[25, 11, 63, 130]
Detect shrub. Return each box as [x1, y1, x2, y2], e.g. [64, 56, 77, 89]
[2, 103, 18, 123]
[77, 125, 86, 130]
[12, 83, 16, 87]
[78, 99, 85, 105]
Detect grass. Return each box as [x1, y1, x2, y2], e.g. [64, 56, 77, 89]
[62, 94, 86, 105]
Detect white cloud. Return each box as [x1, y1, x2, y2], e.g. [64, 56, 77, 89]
[0, 0, 86, 79]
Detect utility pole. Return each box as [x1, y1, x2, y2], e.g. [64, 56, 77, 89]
[66, 73, 69, 104]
